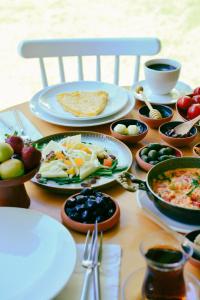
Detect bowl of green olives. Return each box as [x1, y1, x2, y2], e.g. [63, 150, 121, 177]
[136, 143, 183, 172]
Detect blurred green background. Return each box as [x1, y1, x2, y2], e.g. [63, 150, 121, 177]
[0, 0, 200, 110]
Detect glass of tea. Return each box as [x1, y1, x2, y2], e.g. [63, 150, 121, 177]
[140, 230, 193, 300]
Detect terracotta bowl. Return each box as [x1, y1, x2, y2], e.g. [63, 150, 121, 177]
[159, 121, 197, 148]
[139, 104, 173, 129]
[61, 192, 120, 233]
[176, 99, 200, 132]
[110, 119, 148, 144]
[185, 230, 200, 269]
[193, 142, 200, 157]
[0, 166, 39, 208]
[136, 144, 183, 172]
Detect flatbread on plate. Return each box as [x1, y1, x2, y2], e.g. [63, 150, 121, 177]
[57, 90, 108, 117]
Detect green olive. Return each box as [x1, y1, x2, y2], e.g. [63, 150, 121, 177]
[158, 155, 172, 161]
[148, 150, 158, 160]
[158, 147, 172, 156]
[147, 143, 162, 151]
[141, 155, 149, 162]
[140, 148, 149, 156]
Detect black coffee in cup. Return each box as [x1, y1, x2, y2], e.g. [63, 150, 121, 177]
[144, 58, 181, 94]
[148, 63, 177, 71]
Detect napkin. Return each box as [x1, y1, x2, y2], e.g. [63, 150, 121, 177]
[55, 244, 121, 300]
[0, 110, 43, 141]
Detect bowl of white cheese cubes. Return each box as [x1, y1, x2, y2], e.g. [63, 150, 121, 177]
[110, 119, 148, 144]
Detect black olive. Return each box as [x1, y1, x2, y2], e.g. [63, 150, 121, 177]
[96, 196, 103, 204]
[75, 195, 86, 204]
[69, 211, 80, 221]
[80, 188, 93, 196]
[66, 199, 76, 208]
[109, 154, 116, 160]
[75, 204, 85, 212]
[86, 199, 96, 209]
[65, 207, 75, 216]
[81, 210, 89, 221]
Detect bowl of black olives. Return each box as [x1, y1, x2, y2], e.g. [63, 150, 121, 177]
[61, 188, 120, 233]
[136, 143, 183, 172]
[159, 121, 197, 147]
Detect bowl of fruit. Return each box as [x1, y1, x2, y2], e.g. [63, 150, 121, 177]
[110, 119, 148, 144]
[176, 86, 200, 131]
[0, 135, 41, 208]
[61, 188, 120, 233]
[136, 143, 182, 172]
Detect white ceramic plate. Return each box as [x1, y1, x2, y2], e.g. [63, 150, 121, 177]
[32, 131, 133, 192]
[0, 207, 76, 300]
[136, 190, 200, 233]
[39, 81, 129, 120]
[30, 89, 135, 127]
[133, 80, 192, 105]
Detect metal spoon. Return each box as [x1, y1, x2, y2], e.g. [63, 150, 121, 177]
[135, 86, 162, 120]
[142, 205, 200, 257]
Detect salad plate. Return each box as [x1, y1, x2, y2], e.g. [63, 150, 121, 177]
[132, 80, 192, 105]
[39, 81, 129, 120]
[33, 131, 132, 192]
[136, 190, 200, 234]
[30, 88, 135, 127]
[0, 207, 76, 300]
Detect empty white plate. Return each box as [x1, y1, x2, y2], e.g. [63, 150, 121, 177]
[39, 81, 129, 120]
[0, 207, 76, 300]
[136, 190, 200, 233]
[133, 80, 192, 105]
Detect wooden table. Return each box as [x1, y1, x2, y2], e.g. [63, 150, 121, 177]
[7, 100, 200, 293]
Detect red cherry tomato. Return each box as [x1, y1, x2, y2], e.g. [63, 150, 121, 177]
[187, 103, 200, 119]
[177, 96, 193, 111]
[192, 95, 200, 104]
[193, 87, 200, 95]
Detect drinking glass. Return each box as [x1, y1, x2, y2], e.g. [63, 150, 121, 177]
[122, 230, 194, 300]
[140, 231, 192, 300]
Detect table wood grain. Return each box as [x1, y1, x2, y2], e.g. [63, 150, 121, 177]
[6, 100, 200, 291]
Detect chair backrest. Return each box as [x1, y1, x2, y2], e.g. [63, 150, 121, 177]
[18, 38, 161, 88]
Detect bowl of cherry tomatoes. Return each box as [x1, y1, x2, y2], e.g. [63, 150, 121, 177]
[176, 86, 200, 130]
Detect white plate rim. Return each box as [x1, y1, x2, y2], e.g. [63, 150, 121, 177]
[30, 88, 135, 127]
[32, 131, 133, 191]
[136, 190, 200, 234]
[38, 81, 129, 121]
[0, 207, 77, 300]
[132, 80, 192, 105]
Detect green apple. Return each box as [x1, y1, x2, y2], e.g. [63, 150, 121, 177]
[0, 159, 24, 179]
[0, 142, 14, 162]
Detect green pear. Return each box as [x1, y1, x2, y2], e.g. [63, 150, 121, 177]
[0, 142, 14, 162]
[0, 159, 24, 179]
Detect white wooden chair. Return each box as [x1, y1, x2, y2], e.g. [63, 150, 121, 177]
[18, 38, 161, 88]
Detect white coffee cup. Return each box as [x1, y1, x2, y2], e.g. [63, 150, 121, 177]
[144, 58, 181, 95]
